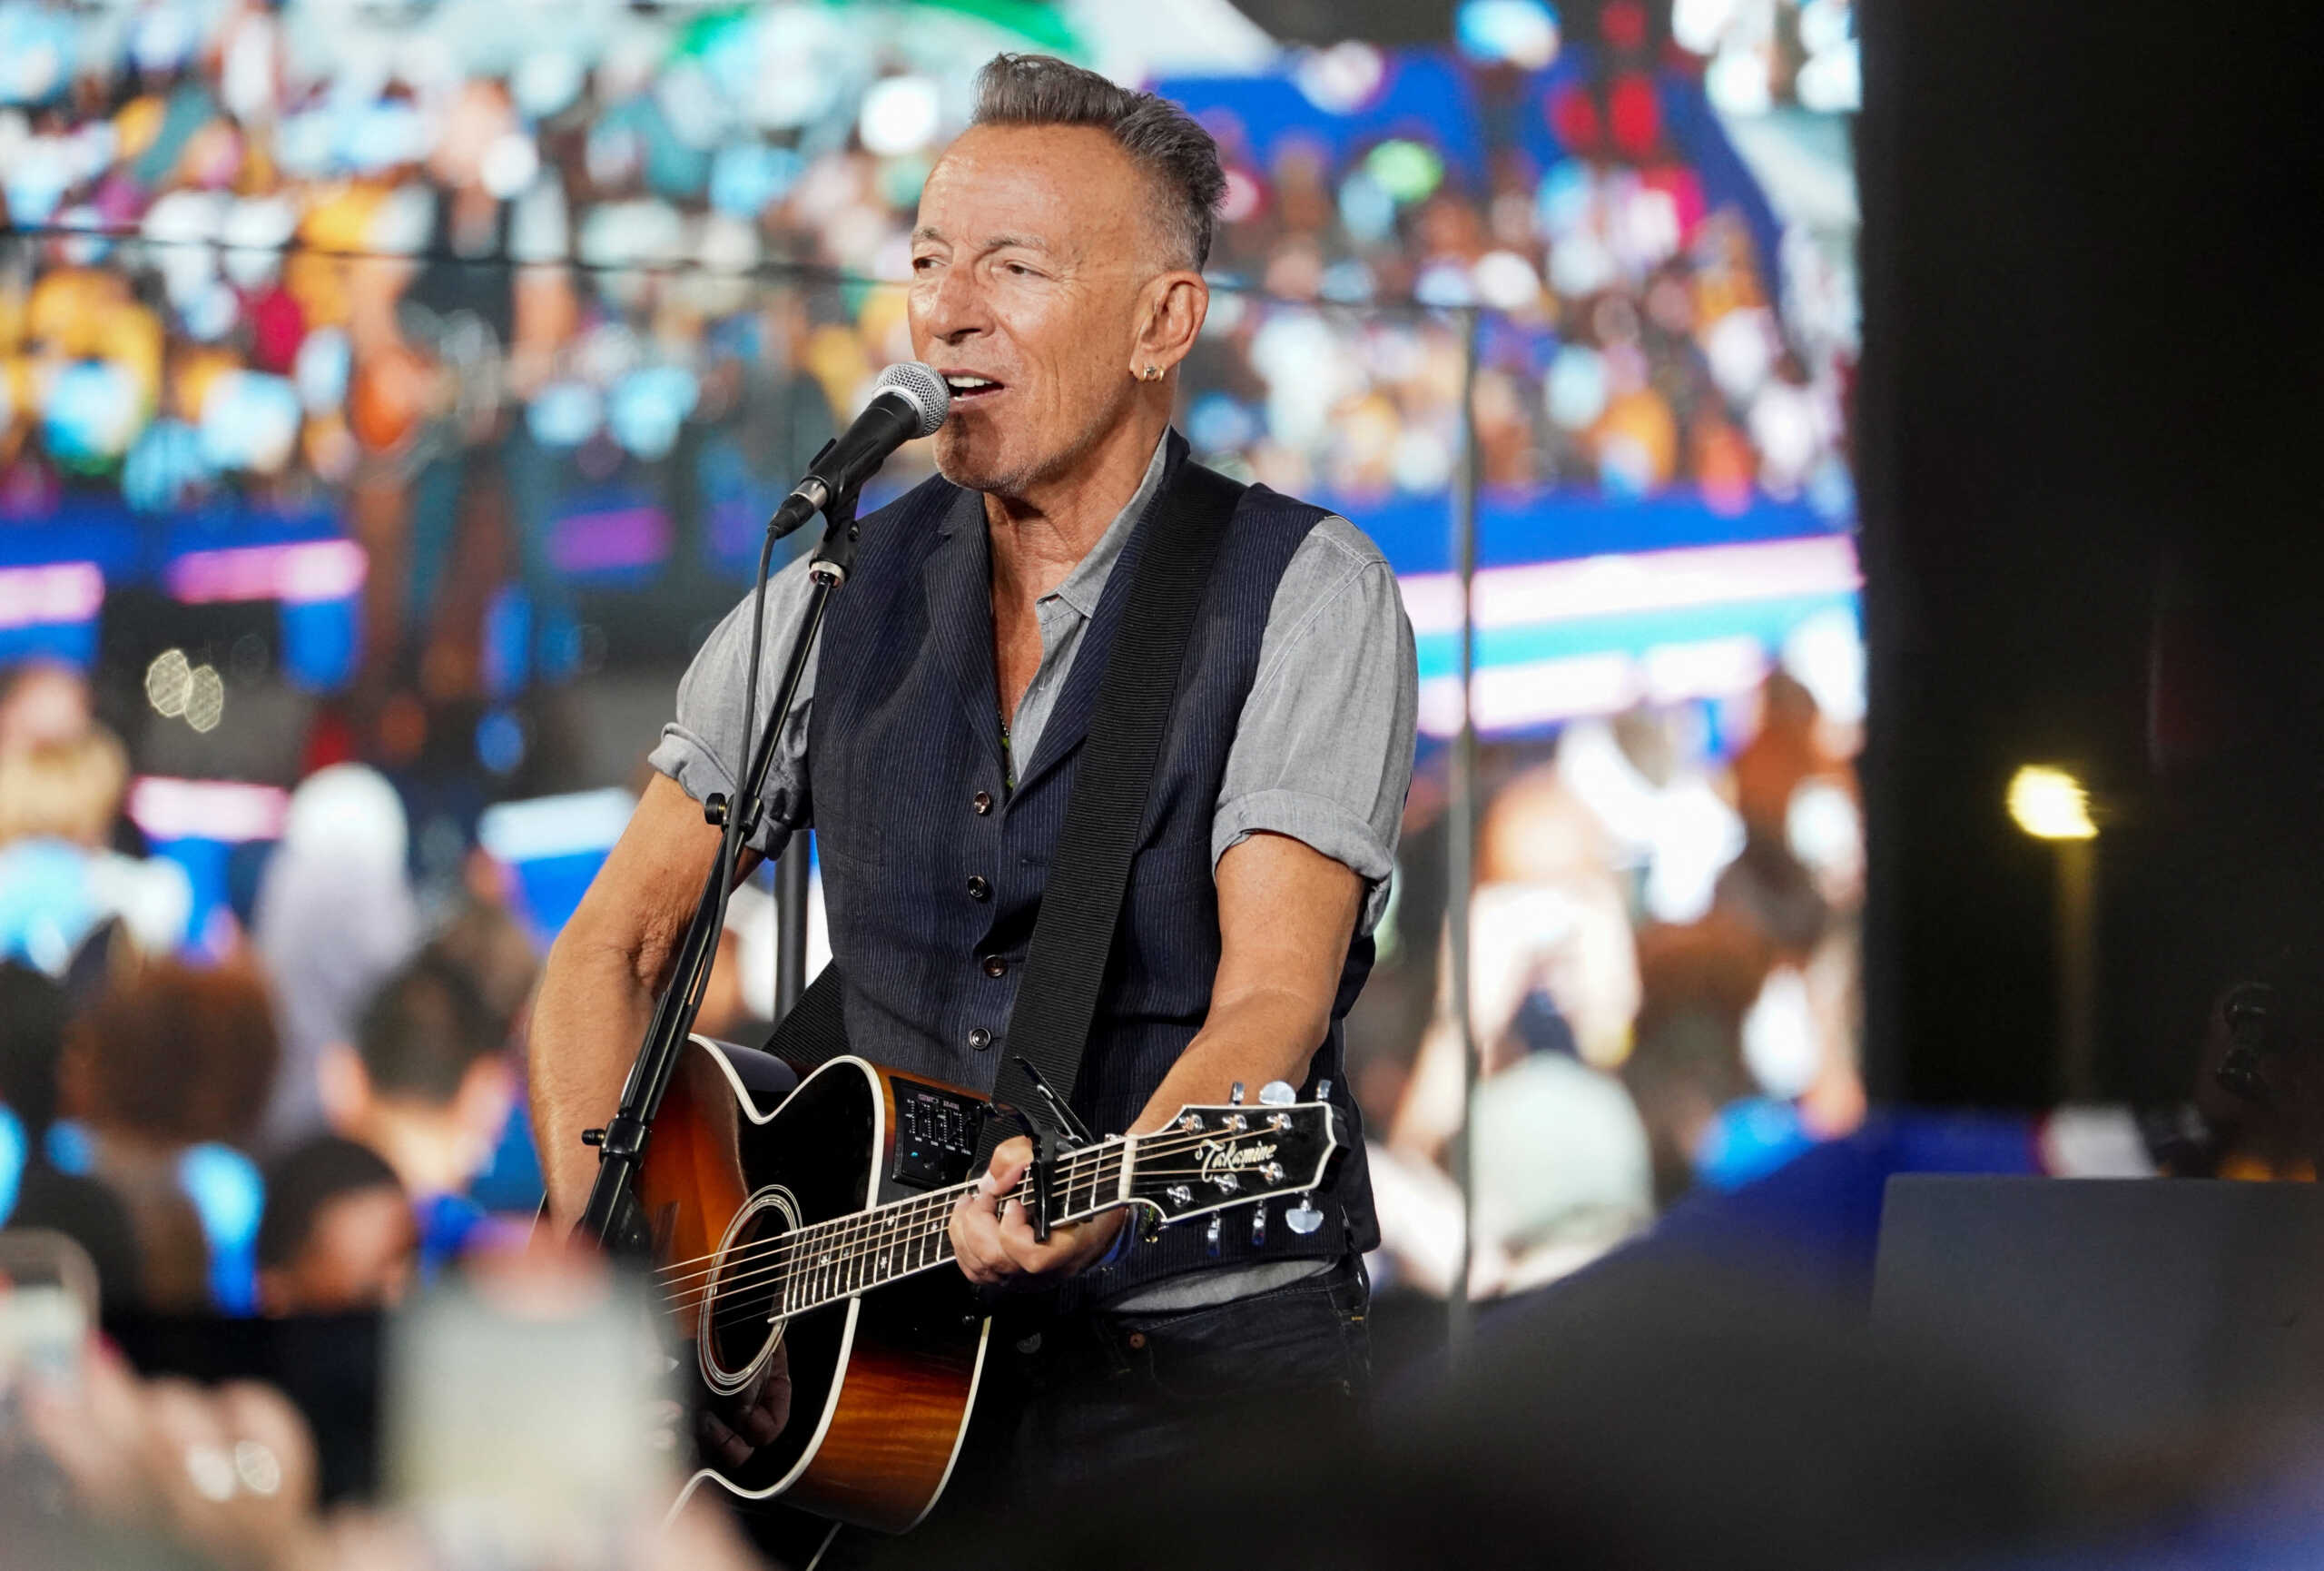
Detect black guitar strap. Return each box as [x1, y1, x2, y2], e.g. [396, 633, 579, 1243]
[984, 460, 1245, 1151]
[764, 459, 1247, 1156]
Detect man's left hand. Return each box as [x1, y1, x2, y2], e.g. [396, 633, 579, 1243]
[949, 1135, 1126, 1287]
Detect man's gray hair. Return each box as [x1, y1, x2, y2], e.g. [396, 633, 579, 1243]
[970, 54, 1226, 272]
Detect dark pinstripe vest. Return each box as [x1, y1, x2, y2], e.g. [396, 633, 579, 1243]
[804, 434, 1380, 1293]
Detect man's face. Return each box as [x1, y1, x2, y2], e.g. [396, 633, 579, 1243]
[910, 124, 1165, 498]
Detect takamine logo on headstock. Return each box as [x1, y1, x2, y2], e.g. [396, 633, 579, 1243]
[1130, 1084, 1340, 1227]
[1196, 1138, 1277, 1181]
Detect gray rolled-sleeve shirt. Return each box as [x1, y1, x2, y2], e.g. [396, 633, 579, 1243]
[650, 433, 1419, 934]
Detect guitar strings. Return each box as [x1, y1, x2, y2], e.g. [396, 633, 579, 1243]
[655, 1125, 1311, 1329]
[667, 1141, 1314, 1329]
[654, 1119, 1305, 1300]
[650, 1119, 1292, 1296]
[688, 1153, 1305, 1337]
[647, 1120, 1239, 1286]
[645, 1136, 1125, 1285]
[661, 1145, 1121, 1306]
[683, 1154, 1314, 1339]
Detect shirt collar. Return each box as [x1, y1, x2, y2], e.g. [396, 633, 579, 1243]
[1043, 429, 1173, 621]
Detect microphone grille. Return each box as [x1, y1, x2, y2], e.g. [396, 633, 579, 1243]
[874, 361, 950, 438]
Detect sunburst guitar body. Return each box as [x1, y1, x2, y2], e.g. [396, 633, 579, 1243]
[633, 1037, 1344, 1535]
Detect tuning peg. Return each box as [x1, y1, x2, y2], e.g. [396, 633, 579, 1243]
[1286, 1196, 1324, 1236]
[1229, 1082, 1245, 1105]
[1257, 1081, 1296, 1106]
[1205, 1214, 1222, 1255]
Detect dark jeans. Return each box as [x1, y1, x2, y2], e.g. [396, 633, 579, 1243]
[997, 1255, 1372, 1495]
[830, 1257, 1369, 1566]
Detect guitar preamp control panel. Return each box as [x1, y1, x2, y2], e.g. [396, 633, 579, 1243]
[890, 1077, 988, 1190]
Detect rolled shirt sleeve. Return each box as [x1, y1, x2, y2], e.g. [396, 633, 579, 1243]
[1212, 516, 1420, 935]
[645, 549, 822, 857]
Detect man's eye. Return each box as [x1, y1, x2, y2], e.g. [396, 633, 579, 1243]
[912, 256, 938, 272]
[1003, 262, 1033, 278]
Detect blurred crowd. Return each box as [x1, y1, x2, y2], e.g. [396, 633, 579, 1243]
[0, 656, 550, 1319]
[0, 633, 1870, 1319]
[0, 5, 1884, 1559]
[0, 0, 1856, 702]
[1362, 657, 1864, 1299]
[0, 654, 788, 1321]
[0, 0, 1870, 1311]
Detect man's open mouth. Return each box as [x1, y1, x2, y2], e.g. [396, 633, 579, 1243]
[942, 373, 1005, 402]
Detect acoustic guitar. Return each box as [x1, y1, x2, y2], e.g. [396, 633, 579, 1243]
[635, 1037, 1345, 1533]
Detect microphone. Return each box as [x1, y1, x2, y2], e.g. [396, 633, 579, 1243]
[767, 361, 951, 539]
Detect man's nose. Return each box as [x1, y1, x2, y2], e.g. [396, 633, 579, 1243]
[920, 264, 990, 343]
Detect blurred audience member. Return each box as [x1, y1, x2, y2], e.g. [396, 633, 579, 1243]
[0, 728, 192, 973]
[319, 952, 518, 1274]
[254, 1136, 417, 1316]
[63, 960, 277, 1312]
[1, 963, 143, 1306]
[424, 894, 540, 1048]
[0, 662, 93, 758]
[420, 889, 548, 1216]
[1732, 671, 1837, 841]
[1370, 1045, 1653, 1299]
[1391, 879, 1643, 1159]
[1623, 916, 1769, 1202]
[252, 766, 419, 1152]
[1381, 854, 1655, 1297]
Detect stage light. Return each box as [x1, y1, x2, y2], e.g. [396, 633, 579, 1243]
[2008, 766, 2096, 840]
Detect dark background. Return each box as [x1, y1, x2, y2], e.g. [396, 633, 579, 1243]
[1856, 0, 2324, 1108]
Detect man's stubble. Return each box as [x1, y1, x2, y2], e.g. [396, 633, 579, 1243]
[932, 374, 1140, 503]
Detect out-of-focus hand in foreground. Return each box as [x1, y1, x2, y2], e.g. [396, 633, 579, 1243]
[23, 1339, 324, 1571]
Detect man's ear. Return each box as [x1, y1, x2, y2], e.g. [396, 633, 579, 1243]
[1131, 269, 1208, 379]
[316, 1042, 369, 1130]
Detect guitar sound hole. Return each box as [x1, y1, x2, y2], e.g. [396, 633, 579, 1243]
[702, 1186, 798, 1394]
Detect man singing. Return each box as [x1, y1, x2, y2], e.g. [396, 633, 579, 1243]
[530, 52, 1417, 1507]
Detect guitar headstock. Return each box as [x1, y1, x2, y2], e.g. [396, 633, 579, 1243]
[1124, 1095, 1342, 1231]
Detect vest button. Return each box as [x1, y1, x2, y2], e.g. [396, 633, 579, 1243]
[967, 874, 991, 902]
[981, 955, 1007, 979]
[968, 1027, 993, 1051]
[972, 791, 994, 815]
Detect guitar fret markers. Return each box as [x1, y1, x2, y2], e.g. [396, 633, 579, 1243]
[677, 1113, 1329, 1341]
[755, 1145, 1122, 1320]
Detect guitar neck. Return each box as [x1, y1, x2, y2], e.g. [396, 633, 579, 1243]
[675, 1102, 1329, 1330]
[751, 1139, 1130, 1321]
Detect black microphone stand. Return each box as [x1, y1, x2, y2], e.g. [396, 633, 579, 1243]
[574, 481, 865, 1252]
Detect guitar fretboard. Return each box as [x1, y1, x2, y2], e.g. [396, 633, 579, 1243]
[688, 1138, 1128, 1329]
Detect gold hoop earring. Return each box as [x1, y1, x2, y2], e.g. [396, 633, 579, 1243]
[1139, 364, 1163, 382]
